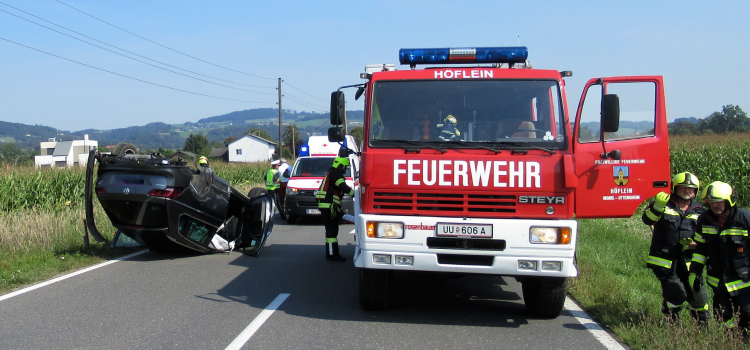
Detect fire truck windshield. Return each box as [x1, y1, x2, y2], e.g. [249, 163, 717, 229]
[369, 80, 566, 150]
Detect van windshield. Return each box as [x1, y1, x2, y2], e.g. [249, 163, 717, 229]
[292, 158, 351, 178]
[369, 79, 566, 150]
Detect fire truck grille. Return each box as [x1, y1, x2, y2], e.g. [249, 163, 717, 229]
[371, 191, 517, 214]
[436, 254, 494, 266]
[427, 237, 506, 251]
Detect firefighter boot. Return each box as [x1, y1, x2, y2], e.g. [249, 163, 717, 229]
[690, 309, 710, 331]
[326, 240, 346, 262]
[661, 301, 683, 325]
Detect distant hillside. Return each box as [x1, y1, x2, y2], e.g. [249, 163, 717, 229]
[77, 122, 184, 150]
[0, 120, 77, 149]
[674, 117, 700, 124]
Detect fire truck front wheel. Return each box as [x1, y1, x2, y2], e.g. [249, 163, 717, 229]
[359, 268, 391, 310]
[521, 277, 567, 318]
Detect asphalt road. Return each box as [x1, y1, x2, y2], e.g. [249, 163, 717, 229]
[0, 215, 620, 350]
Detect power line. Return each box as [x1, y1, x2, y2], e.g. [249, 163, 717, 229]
[284, 81, 328, 102]
[0, 35, 274, 104]
[0, 7, 275, 95]
[283, 92, 328, 111]
[55, 0, 276, 81]
[0, 1, 275, 90]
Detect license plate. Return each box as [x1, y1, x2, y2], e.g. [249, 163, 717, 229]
[306, 209, 321, 215]
[436, 223, 493, 238]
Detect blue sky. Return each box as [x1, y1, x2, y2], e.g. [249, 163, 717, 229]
[0, 0, 747, 132]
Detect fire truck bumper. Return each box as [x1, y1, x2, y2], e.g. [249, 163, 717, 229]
[352, 214, 578, 278]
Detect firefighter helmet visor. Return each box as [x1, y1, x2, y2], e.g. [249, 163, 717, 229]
[332, 157, 349, 169]
[702, 181, 736, 207]
[671, 172, 699, 200]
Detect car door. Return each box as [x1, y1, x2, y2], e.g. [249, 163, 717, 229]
[573, 76, 671, 218]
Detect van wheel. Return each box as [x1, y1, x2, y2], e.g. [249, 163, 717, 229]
[359, 268, 390, 310]
[286, 214, 298, 224]
[522, 277, 567, 318]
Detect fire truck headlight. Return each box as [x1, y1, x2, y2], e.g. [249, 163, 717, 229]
[366, 221, 404, 239]
[530, 227, 571, 244]
[286, 187, 299, 196]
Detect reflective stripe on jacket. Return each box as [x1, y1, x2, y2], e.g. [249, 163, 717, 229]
[642, 199, 703, 270]
[316, 168, 354, 209]
[691, 206, 750, 296]
[265, 169, 280, 190]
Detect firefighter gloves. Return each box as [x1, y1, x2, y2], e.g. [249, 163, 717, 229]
[690, 273, 704, 293]
[653, 191, 670, 212]
[679, 237, 694, 249]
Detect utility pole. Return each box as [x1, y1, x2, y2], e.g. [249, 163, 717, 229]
[278, 78, 283, 159]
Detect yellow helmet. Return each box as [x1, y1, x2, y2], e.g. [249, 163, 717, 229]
[671, 172, 699, 196]
[332, 157, 350, 169]
[198, 156, 208, 166]
[702, 181, 736, 207]
[444, 115, 457, 124]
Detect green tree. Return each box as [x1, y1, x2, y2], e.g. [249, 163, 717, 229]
[1, 143, 23, 165]
[183, 133, 210, 156]
[223, 136, 238, 145]
[350, 126, 363, 147]
[668, 120, 699, 135]
[697, 105, 748, 134]
[247, 128, 274, 141]
[283, 124, 302, 158]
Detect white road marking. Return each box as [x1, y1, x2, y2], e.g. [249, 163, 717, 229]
[0, 250, 148, 303]
[225, 293, 290, 350]
[564, 298, 625, 350]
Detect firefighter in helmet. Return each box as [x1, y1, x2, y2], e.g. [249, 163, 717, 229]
[438, 115, 461, 141]
[315, 156, 354, 261]
[690, 182, 750, 332]
[198, 156, 209, 166]
[642, 172, 709, 326]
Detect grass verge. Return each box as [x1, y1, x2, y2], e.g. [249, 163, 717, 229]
[570, 214, 748, 349]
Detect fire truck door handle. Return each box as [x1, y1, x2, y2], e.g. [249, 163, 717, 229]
[653, 181, 668, 188]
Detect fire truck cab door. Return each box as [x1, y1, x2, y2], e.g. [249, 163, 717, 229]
[572, 76, 670, 219]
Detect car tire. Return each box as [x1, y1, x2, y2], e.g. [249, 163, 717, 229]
[359, 268, 390, 310]
[247, 187, 267, 199]
[112, 142, 138, 157]
[522, 277, 567, 318]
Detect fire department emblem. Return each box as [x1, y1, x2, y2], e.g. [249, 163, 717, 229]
[614, 166, 629, 186]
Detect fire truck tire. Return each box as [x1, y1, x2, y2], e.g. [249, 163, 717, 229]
[247, 187, 268, 199]
[112, 142, 138, 157]
[359, 268, 390, 310]
[521, 277, 567, 318]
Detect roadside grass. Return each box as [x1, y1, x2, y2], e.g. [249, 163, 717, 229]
[0, 161, 268, 296]
[570, 213, 748, 349]
[0, 203, 137, 295]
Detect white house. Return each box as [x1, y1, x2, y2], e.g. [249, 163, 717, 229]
[35, 134, 98, 168]
[228, 134, 276, 163]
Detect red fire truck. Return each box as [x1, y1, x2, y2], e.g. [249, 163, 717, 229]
[328, 47, 670, 317]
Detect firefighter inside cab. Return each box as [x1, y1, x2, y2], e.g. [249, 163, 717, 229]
[315, 155, 355, 261]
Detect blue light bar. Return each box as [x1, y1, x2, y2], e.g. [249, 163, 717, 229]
[399, 47, 528, 65]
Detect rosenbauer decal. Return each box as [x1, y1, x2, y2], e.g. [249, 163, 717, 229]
[393, 159, 541, 188]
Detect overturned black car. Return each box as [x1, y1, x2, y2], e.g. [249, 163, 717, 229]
[84, 146, 274, 255]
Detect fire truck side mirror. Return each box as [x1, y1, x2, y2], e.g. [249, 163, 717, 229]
[601, 94, 620, 133]
[354, 86, 365, 101]
[328, 126, 346, 142]
[330, 91, 346, 125]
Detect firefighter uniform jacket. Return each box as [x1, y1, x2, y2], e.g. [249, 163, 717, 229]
[691, 206, 750, 296]
[642, 199, 704, 271]
[315, 168, 354, 210]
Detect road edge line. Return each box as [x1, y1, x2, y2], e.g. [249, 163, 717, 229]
[0, 249, 148, 303]
[564, 297, 627, 350]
